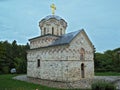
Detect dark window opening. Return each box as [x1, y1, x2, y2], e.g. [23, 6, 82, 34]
[44, 28, 46, 34]
[52, 27, 54, 35]
[81, 63, 85, 78]
[57, 30, 59, 35]
[37, 59, 40, 67]
[60, 28, 62, 35]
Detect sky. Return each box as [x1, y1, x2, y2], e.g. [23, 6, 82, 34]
[0, 0, 120, 52]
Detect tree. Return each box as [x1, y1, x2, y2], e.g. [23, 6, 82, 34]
[0, 40, 30, 74]
[95, 48, 120, 72]
[0, 43, 5, 73]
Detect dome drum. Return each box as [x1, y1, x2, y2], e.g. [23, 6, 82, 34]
[39, 15, 67, 36]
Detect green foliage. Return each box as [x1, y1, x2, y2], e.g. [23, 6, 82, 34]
[14, 57, 27, 73]
[94, 48, 120, 72]
[92, 81, 116, 90]
[0, 40, 29, 74]
[2, 66, 10, 74]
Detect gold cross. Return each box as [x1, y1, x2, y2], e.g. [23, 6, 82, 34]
[50, 3, 56, 15]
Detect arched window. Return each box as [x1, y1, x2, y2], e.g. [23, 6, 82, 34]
[44, 27, 46, 35]
[80, 48, 85, 60]
[52, 27, 54, 35]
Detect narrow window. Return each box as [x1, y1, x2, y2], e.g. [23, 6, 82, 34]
[37, 59, 40, 67]
[60, 28, 62, 35]
[44, 27, 46, 35]
[81, 63, 85, 78]
[57, 30, 59, 35]
[41, 30, 42, 35]
[52, 27, 54, 35]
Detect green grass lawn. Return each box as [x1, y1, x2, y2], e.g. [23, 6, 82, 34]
[95, 72, 120, 76]
[0, 74, 64, 90]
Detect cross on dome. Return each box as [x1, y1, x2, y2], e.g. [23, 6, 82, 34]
[50, 3, 56, 15]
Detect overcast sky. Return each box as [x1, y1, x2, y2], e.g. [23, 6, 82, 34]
[0, 0, 120, 52]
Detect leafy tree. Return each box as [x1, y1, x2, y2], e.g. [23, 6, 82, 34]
[0, 43, 5, 73]
[0, 40, 29, 74]
[95, 48, 120, 72]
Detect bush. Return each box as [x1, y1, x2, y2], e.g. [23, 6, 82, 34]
[0, 70, 2, 74]
[2, 66, 10, 74]
[92, 81, 116, 90]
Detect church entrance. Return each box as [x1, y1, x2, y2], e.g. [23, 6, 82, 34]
[81, 63, 85, 78]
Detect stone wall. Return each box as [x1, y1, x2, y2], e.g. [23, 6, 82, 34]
[40, 60, 94, 82]
[29, 35, 58, 49]
[27, 58, 94, 82]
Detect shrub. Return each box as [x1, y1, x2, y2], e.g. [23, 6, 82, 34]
[92, 81, 116, 90]
[2, 66, 10, 74]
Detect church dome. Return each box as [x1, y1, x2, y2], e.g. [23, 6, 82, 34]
[39, 15, 67, 36]
[41, 15, 63, 21]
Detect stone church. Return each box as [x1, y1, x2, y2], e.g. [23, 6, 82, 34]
[27, 14, 94, 82]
